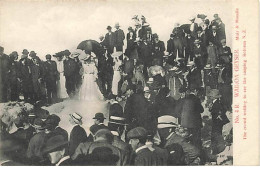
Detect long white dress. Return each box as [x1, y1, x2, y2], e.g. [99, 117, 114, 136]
[56, 60, 68, 99]
[80, 63, 103, 101]
[112, 59, 122, 95]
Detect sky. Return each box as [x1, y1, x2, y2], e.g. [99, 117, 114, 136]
[0, 0, 232, 59]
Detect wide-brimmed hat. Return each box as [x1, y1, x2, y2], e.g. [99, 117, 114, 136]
[42, 135, 68, 154]
[215, 64, 222, 69]
[22, 49, 29, 55]
[69, 112, 83, 125]
[157, 115, 178, 129]
[70, 51, 80, 59]
[143, 86, 150, 92]
[187, 61, 195, 67]
[93, 112, 106, 120]
[208, 89, 222, 98]
[204, 64, 212, 69]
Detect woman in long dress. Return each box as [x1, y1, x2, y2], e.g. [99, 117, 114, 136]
[79, 56, 103, 101]
[56, 55, 68, 99]
[111, 53, 122, 95]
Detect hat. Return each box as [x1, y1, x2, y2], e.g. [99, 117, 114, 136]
[32, 118, 45, 129]
[70, 51, 80, 59]
[153, 33, 159, 39]
[127, 127, 148, 139]
[47, 114, 61, 126]
[81, 53, 91, 61]
[29, 51, 37, 57]
[45, 54, 51, 59]
[208, 89, 222, 98]
[128, 26, 133, 31]
[212, 25, 217, 30]
[214, 14, 219, 18]
[147, 78, 154, 84]
[221, 39, 226, 43]
[134, 37, 141, 42]
[157, 115, 178, 128]
[42, 135, 68, 154]
[194, 39, 201, 44]
[22, 49, 29, 55]
[93, 112, 106, 120]
[142, 22, 150, 27]
[204, 64, 212, 69]
[95, 128, 113, 138]
[114, 22, 120, 27]
[63, 49, 71, 56]
[215, 64, 222, 69]
[204, 19, 210, 25]
[69, 112, 82, 124]
[144, 86, 150, 92]
[197, 14, 207, 19]
[107, 25, 112, 30]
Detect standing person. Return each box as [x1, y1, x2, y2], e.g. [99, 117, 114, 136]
[114, 22, 125, 52]
[31, 57, 45, 102]
[68, 112, 88, 156]
[44, 54, 58, 104]
[172, 23, 184, 58]
[0, 46, 10, 103]
[79, 54, 104, 101]
[74, 55, 83, 98]
[167, 34, 175, 61]
[183, 30, 195, 63]
[186, 62, 202, 90]
[99, 52, 114, 98]
[179, 88, 204, 149]
[8, 51, 20, 101]
[189, 16, 198, 38]
[152, 33, 165, 66]
[208, 25, 220, 47]
[19, 49, 34, 103]
[218, 39, 232, 63]
[216, 18, 226, 44]
[63, 50, 77, 98]
[55, 54, 68, 99]
[193, 39, 207, 70]
[206, 41, 218, 72]
[111, 52, 123, 95]
[105, 26, 115, 54]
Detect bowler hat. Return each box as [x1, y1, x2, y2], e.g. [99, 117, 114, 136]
[93, 112, 106, 120]
[42, 135, 68, 154]
[153, 33, 159, 39]
[127, 127, 148, 139]
[22, 49, 29, 55]
[107, 26, 112, 30]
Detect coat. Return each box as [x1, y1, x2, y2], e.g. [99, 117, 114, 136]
[187, 67, 202, 89]
[44, 60, 58, 90]
[69, 125, 88, 156]
[26, 131, 47, 161]
[207, 44, 218, 67]
[64, 58, 77, 77]
[189, 23, 198, 38]
[114, 29, 125, 46]
[112, 136, 131, 165]
[165, 133, 200, 164]
[167, 39, 175, 54]
[105, 32, 115, 48]
[180, 94, 204, 128]
[18, 59, 34, 94]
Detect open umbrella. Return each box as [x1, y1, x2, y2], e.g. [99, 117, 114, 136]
[77, 40, 105, 59]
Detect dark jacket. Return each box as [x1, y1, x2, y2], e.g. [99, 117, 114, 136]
[64, 58, 77, 77]
[105, 32, 115, 48]
[167, 38, 175, 54]
[69, 125, 88, 156]
[114, 29, 125, 46]
[180, 94, 204, 128]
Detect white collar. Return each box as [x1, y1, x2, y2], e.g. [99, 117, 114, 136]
[56, 156, 70, 166]
[213, 99, 218, 104]
[136, 145, 147, 153]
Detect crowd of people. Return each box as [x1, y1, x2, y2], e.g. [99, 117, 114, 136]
[0, 13, 233, 166]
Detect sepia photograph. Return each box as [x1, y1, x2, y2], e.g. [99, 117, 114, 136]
[0, 0, 259, 166]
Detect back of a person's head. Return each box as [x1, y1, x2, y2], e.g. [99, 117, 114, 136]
[94, 129, 113, 143]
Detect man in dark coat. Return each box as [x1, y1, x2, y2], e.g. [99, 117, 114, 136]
[19, 49, 34, 102]
[178, 88, 204, 149]
[218, 39, 232, 63]
[63, 50, 77, 98]
[172, 23, 185, 58]
[152, 33, 165, 66]
[44, 54, 58, 104]
[127, 127, 167, 166]
[216, 18, 226, 44]
[183, 30, 195, 62]
[8, 51, 20, 101]
[208, 25, 220, 47]
[98, 53, 114, 98]
[89, 112, 109, 141]
[0, 46, 10, 102]
[68, 112, 88, 156]
[45, 114, 68, 141]
[167, 34, 175, 60]
[189, 17, 198, 38]
[114, 23, 125, 52]
[104, 26, 115, 54]
[193, 39, 207, 69]
[186, 62, 202, 90]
